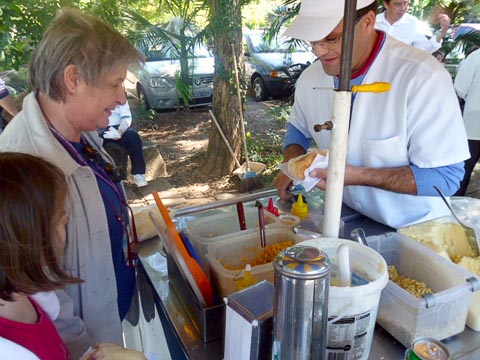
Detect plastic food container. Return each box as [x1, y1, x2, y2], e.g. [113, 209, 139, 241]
[187, 207, 282, 269]
[206, 228, 303, 298]
[300, 238, 388, 360]
[368, 232, 478, 347]
[398, 216, 480, 331]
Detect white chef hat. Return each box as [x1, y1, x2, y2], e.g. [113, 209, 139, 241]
[283, 0, 376, 42]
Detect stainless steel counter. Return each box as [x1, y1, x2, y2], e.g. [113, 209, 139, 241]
[138, 191, 480, 359]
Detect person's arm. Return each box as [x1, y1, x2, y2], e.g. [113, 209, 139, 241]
[411, 14, 450, 54]
[53, 290, 95, 360]
[434, 14, 450, 44]
[117, 102, 132, 134]
[411, 162, 464, 196]
[282, 122, 312, 152]
[310, 165, 417, 194]
[310, 162, 464, 196]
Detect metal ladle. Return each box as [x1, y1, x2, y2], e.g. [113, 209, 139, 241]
[433, 185, 480, 257]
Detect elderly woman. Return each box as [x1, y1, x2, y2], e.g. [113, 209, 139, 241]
[0, 8, 144, 358]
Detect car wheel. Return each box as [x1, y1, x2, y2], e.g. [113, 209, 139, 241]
[137, 85, 151, 110]
[252, 77, 268, 102]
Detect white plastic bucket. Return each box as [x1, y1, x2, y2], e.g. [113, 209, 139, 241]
[300, 238, 388, 360]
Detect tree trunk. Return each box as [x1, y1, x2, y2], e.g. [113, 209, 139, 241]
[203, 0, 244, 177]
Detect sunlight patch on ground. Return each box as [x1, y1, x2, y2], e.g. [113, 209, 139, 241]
[176, 139, 208, 152]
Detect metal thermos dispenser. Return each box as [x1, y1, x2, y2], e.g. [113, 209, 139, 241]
[272, 244, 331, 360]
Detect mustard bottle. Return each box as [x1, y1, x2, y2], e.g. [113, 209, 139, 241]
[291, 194, 309, 220]
[235, 264, 258, 291]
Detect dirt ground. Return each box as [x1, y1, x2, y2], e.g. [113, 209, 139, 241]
[124, 95, 287, 208]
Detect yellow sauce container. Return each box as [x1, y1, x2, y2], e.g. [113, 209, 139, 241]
[291, 194, 309, 220]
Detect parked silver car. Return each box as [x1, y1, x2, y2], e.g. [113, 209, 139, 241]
[125, 44, 214, 111]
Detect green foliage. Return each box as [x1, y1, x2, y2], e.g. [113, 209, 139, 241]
[121, 4, 210, 102]
[242, 0, 284, 29]
[80, 0, 123, 26]
[409, 0, 475, 24]
[268, 0, 479, 42]
[264, 0, 299, 39]
[246, 131, 283, 176]
[0, 0, 289, 72]
[175, 70, 192, 108]
[132, 105, 158, 130]
[0, 0, 70, 70]
[244, 100, 292, 178]
[268, 102, 291, 127]
[441, 29, 480, 64]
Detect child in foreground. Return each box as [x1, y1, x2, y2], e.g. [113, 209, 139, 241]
[0, 152, 145, 360]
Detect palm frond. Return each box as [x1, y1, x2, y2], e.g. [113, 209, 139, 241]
[265, 2, 300, 41]
[442, 29, 480, 58]
[454, 30, 480, 54]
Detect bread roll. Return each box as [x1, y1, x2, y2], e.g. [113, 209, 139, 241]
[287, 149, 327, 180]
[132, 204, 165, 241]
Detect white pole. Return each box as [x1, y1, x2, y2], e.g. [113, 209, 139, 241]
[322, 91, 351, 238]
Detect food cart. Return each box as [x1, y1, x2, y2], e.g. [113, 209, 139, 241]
[136, 189, 480, 359]
[134, 1, 480, 356]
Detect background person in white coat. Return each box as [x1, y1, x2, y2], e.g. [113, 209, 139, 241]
[454, 48, 480, 196]
[375, 0, 450, 54]
[274, 0, 469, 229]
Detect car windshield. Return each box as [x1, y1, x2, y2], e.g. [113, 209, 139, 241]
[249, 33, 307, 54]
[144, 43, 212, 62]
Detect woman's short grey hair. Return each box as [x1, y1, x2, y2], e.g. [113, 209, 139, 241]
[28, 8, 144, 102]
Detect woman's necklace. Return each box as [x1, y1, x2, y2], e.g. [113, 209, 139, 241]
[47, 123, 139, 267]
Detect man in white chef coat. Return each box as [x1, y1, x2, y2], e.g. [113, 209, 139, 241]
[375, 0, 450, 54]
[274, 0, 469, 228]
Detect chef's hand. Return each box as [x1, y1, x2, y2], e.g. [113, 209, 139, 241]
[273, 171, 293, 203]
[275, 144, 306, 202]
[309, 168, 328, 190]
[309, 165, 353, 190]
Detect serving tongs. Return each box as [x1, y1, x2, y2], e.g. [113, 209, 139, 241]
[434, 185, 480, 257]
[350, 228, 368, 247]
[255, 200, 266, 261]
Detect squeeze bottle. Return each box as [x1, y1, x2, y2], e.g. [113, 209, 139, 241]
[291, 194, 309, 220]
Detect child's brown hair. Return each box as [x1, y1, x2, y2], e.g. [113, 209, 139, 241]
[0, 152, 81, 301]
